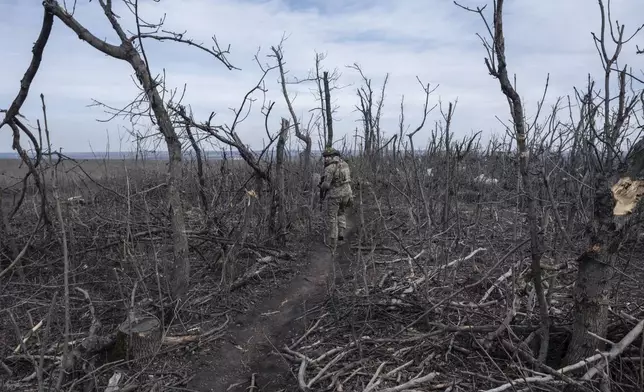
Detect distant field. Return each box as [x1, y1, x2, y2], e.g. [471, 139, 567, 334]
[0, 158, 167, 184]
[0, 155, 266, 200]
[0, 149, 329, 161]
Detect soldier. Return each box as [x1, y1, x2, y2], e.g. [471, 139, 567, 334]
[318, 148, 353, 246]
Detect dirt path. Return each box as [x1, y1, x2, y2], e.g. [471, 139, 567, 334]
[187, 240, 347, 392]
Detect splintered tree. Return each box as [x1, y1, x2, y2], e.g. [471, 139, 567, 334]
[561, 0, 644, 366]
[458, 0, 644, 369]
[40, 0, 235, 300]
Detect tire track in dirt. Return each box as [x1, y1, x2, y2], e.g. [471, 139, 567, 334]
[188, 242, 340, 391]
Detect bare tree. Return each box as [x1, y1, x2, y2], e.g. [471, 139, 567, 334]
[0, 8, 55, 286]
[456, 0, 550, 361]
[273, 118, 289, 245]
[290, 52, 344, 152]
[314, 52, 329, 144]
[184, 122, 208, 216]
[402, 78, 437, 231]
[170, 61, 279, 188]
[323, 71, 334, 149]
[270, 44, 312, 173]
[40, 0, 236, 300]
[348, 63, 389, 157]
[561, 0, 644, 365]
[440, 101, 455, 230]
[0, 8, 53, 229]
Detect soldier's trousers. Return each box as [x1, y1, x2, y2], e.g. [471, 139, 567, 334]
[326, 195, 351, 242]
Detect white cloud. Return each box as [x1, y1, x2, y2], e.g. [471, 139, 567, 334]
[0, 0, 643, 153]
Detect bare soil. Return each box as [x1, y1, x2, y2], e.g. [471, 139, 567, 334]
[187, 236, 354, 392]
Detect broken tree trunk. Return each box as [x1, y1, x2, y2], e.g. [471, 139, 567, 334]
[323, 71, 334, 149]
[564, 169, 644, 366]
[274, 118, 288, 245]
[112, 315, 162, 362]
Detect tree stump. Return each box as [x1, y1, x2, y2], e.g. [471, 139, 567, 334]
[112, 314, 162, 362]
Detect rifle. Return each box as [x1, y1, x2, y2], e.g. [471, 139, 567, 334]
[318, 175, 328, 210]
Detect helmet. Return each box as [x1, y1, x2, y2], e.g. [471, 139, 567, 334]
[322, 147, 340, 158]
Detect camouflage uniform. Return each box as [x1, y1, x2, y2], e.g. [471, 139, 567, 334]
[319, 149, 353, 245]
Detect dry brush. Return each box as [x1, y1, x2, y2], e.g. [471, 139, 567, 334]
[2, 0, 644, 391]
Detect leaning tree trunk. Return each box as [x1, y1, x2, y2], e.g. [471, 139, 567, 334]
[128, 53, 190, 301]
[43, 0, 191, 301]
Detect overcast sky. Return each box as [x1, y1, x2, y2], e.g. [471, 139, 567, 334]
[1, 0, 643, 153]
